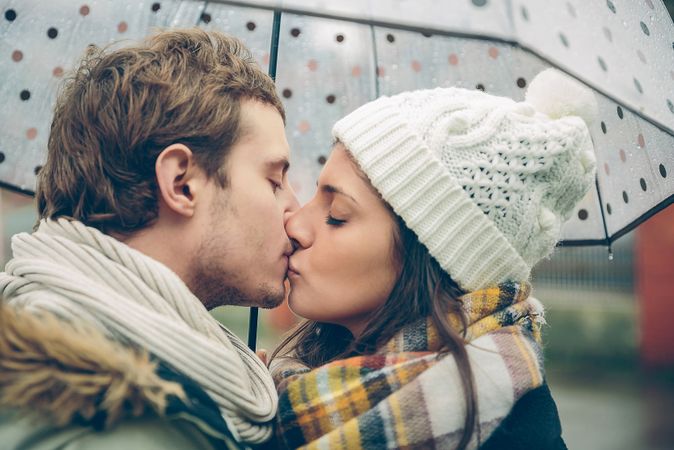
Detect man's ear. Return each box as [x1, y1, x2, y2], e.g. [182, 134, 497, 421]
[155, 144, 204, 217]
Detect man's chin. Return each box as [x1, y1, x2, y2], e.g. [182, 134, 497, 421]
[233, 282, 285, 309]
[253, 291, 285, 309]
[192, 277, 284, 309]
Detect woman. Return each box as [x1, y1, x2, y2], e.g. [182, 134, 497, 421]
[271, 69, 596, 449]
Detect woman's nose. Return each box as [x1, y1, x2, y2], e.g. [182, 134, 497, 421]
[285, 207, 313, 250]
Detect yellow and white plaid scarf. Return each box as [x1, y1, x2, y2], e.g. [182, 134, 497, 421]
[272, 281, 545, 449]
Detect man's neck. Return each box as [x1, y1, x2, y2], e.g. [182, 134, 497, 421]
[116, 225, 191, 285]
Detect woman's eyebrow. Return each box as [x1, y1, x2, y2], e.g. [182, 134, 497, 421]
[318, 183, 359, 205]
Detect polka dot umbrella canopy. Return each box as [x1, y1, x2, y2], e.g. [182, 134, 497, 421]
[1, 0, 673, 247]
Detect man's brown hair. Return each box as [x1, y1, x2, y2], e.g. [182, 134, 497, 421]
[37, 28, 284, 235]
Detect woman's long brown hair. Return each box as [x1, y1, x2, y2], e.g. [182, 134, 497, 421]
[271, 213, 480, 449]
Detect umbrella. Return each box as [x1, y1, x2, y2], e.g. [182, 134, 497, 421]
[2, 0, 673, 244]
[1, 0, 673, 346]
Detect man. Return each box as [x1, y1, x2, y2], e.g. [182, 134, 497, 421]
[0, 29, 298, 449]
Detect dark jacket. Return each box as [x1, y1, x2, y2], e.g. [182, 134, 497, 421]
[481, 383, 567, 450]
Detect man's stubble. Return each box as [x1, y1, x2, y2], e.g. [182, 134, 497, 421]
[188, 193, 284, 310]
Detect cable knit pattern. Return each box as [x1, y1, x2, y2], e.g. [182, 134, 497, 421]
[333, 70, 596, 291]
[0, 218, 277, 445]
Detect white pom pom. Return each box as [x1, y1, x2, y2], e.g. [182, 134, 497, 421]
[537, 206, 558, 232]
[446, 112, 471, 132]
[525, 68, 598, 126]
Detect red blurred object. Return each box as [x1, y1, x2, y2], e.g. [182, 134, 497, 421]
[637, 205, 674, 368]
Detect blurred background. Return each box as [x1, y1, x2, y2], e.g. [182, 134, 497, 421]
[2, 1, 674, 449]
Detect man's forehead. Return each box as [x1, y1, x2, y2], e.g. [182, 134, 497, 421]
[238, 99, 283, 128]
[235, 101, 291, 168]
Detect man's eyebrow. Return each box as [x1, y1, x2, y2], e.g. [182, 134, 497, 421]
[319, 183, 358, 204]
[266, 157, 290, 175]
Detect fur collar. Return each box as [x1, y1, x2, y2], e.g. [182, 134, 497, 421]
[0, 303, 185, 428]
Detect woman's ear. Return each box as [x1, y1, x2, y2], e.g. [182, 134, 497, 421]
[155, 144, 203, 217]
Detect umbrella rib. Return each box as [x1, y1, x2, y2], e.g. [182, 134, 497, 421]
[607, 193, 674, 245]
[0, 180, 35, 198]
[594, 176, 611, 247]
[557, 176, 611, 248]
[209, 0, 520, 45]
[370, 24, 380, 99]
[559, 188, 674, 247]
[197, 1, 211, 26]
[246, 8, 283, 352]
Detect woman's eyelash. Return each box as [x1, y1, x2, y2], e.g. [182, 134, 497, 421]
[325, 215, 346, 226]
[270, 179, 282, 192]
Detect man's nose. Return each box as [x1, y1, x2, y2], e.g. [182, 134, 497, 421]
[283, 188, 301, 224]
[284, 207, 312, 251]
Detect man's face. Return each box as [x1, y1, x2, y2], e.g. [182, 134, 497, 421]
[189, 100, 298, 309]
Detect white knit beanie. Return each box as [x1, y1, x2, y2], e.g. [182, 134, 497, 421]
[332, 69, 598, 292]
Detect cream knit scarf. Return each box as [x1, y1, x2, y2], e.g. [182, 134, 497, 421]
[0, 218, 276, 445]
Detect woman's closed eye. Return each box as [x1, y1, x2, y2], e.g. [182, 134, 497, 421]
[325, 215, 346, 227]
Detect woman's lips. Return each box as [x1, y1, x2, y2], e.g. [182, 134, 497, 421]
[287, 261, 300, 277]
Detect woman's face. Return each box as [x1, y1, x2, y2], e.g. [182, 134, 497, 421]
[285, 143, 399, 337]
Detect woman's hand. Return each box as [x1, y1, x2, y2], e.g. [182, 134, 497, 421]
[256, 348, 268, 365]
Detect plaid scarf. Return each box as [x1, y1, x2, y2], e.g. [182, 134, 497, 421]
[271, 281, 545, 449]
